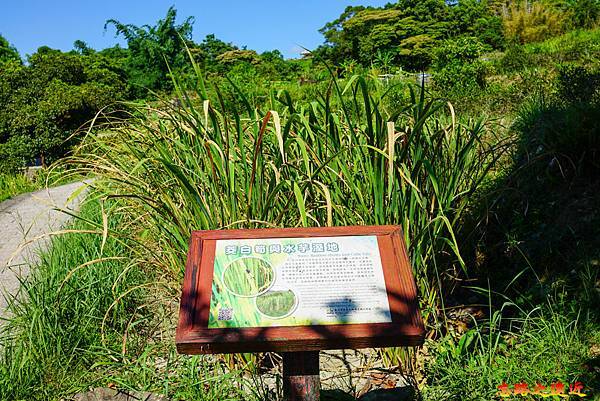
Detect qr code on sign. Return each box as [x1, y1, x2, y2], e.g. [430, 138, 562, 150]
[217, 307, 234, 321]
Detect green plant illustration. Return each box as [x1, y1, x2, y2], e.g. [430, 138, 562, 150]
[256, 290, 297, 318]
[222, 257, 274, 296]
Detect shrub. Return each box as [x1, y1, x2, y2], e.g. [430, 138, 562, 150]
[568, 0, 600, 29]
[556, 63, 600, 104]
[499, 44, 535, 72]
[432, 37, 488, 94]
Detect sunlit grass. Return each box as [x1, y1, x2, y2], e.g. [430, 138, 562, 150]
[62, 57, 505, 368]
[0, 172, 41, 202]
[422, 300, 596, 400]
[0, 200, 144, 399]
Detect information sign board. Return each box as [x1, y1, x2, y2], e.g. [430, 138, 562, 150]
[176, 226, 424, 354]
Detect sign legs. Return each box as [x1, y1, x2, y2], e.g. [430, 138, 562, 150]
[282, 351, 320, 401]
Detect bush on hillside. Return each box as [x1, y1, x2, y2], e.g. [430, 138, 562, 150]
[499, 44, 536, 72]
[556, 63, 600, 104]
[432, 37, 489, 94]
[568, 0, 600, 29]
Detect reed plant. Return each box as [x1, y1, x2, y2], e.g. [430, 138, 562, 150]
[64, 59, 501, 367]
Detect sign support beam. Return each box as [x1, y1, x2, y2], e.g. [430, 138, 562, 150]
[283, 351, 320, 401]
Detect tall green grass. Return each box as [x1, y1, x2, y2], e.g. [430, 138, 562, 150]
[422, 300, 597, 400]
[0, 200, 144, 399]
[524, 28, 600, 66]
[0, 198, 257, 400]
[0, 171, 41, 202]
[64, 62, 502, 366]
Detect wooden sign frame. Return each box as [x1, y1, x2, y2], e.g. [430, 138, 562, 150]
[176, 225, 424, 354]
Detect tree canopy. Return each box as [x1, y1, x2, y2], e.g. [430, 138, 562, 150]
[0, 47, 129, 171]
[316, 0, 499, 70]
[0, 34, 21, 64]
[104, 6, 194, 97]
[315, 0, 596, 70]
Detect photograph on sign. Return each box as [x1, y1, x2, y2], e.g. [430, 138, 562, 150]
[208, 235, 392, 328]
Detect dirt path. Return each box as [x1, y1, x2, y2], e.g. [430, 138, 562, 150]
[0, 181, 86, 316]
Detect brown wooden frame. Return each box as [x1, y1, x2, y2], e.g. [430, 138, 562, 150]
[176, 225, 425, 354]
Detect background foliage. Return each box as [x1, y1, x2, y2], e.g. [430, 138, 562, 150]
[2, 0, 599, 174]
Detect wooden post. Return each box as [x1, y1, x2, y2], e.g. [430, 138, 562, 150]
[282, 351, 320, 401]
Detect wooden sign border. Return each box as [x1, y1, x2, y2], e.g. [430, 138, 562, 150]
[176, 225, 425, 354]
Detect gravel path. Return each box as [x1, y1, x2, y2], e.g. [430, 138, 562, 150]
[0, 182, 86, 316]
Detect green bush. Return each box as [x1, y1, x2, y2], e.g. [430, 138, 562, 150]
[556, 63, 600, 104]
[568, 0, 600, 29]
[499, 44, 535, 73]
[432, 37, 489, 94]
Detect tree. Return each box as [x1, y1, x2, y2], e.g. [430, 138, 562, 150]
[0, 48, 129, 172]
[194, 34, 237, 68]
[73, 40, 94, 55]
[105, 6, 194, 97]
[0, 34, 20, 64]
[317, 0, 489, 70]
[257, 50, 300, 80]
[317, 0, 508, 70]
[432, 36, 488, 93]
[451, 0, 505, 48]
[216, 49, 260, 66]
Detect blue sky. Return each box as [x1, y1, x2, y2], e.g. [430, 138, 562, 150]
[2, 0, 390, 59]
